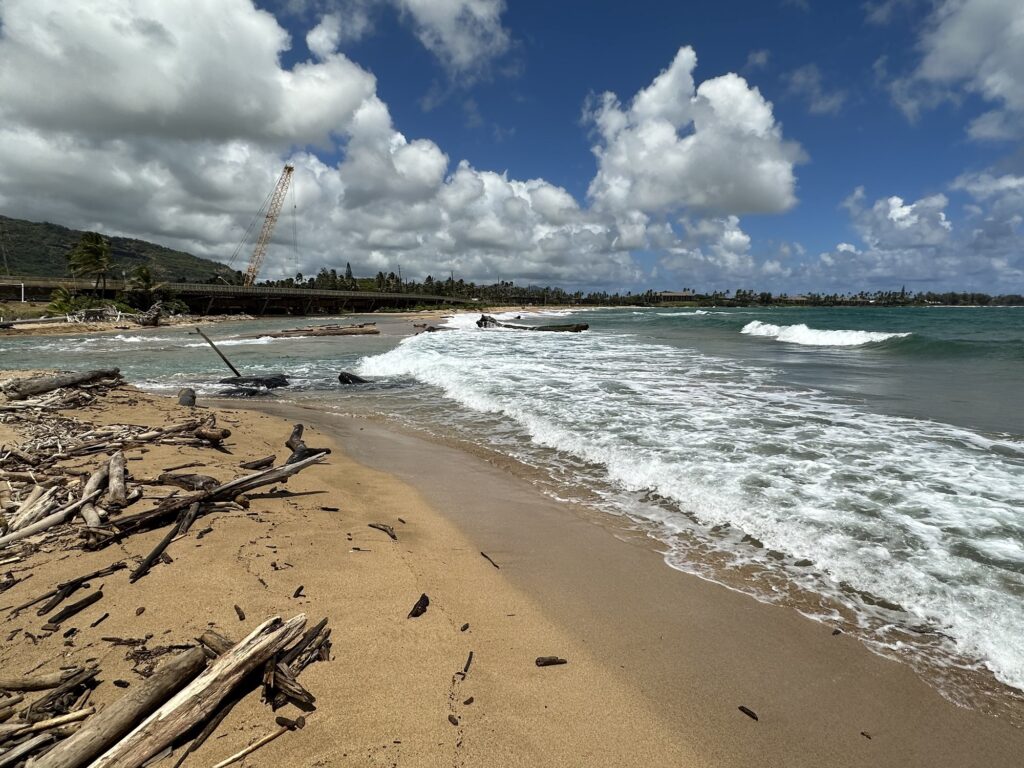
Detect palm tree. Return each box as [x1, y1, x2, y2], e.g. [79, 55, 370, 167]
[127, 265, 165, 308]
[68, 232, 112, 296]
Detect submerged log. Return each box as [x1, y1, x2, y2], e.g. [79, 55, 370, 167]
[252, 323, 379, 339]
[337, 371, 369, 385]
[89, 615, 307, 768]
[1, 369, 121, 401]
[217, 375, 289, 390]
[475, 315, 588, 333]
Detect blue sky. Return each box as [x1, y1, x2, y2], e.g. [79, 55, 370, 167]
[0, 0, 1021, 292]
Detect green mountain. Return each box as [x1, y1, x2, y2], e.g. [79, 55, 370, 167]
[0, 215, 237, 283]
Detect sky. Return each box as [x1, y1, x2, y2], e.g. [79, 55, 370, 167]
[0, 0, 1022, 294]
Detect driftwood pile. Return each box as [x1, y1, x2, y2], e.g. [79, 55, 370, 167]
[475, 314, 589, 333]
[0, 615, 330, 768]
[0, 370, 334, 766]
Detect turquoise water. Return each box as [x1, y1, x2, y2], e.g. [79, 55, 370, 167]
[2, 306, 1023, 713]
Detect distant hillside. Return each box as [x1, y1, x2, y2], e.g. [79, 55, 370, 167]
[0, 215, 237, 283]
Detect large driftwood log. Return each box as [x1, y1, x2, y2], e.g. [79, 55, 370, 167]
[89, 615, 307, 768]
[1, 370, 121, 401]
[30, 648, 207, 768]
[106, 452, 127, 508]
[0, 669, 78, 693]
[475, 314, 589, 332]
[0, 733, 55, 767]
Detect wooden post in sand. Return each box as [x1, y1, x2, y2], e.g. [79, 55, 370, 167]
[195, 328, 241, 377]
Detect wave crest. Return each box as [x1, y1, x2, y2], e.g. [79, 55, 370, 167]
[741, 320, 910, 346]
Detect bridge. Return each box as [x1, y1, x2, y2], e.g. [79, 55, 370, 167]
[0, 275, 478, 314]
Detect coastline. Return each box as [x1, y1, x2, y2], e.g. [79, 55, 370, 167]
[232, 398, 1024, 767]
[1, 330, 1022, 764]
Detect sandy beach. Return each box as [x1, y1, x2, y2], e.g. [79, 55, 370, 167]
[0, 366, 1020, 766]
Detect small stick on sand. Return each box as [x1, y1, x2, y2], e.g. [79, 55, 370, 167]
[368, 523, 397, 541]
[480, 552, 500, 569]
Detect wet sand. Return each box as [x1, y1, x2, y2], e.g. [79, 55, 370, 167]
[243, 399, 1024, 768]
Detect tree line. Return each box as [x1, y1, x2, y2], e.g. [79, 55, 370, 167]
[52, 232, 1024, 310]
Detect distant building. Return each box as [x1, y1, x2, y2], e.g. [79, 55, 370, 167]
[656, 289, 698, 302]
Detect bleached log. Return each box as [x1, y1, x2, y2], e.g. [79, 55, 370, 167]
[106, 452, 126, 508]
[0, 489, 102, 550]
[0, 670, 77, 692]
[1, 370, 120, 401]
[10, 487, 60, 531]
[29, 648, 206, 768]
[89, 615, 307, 768]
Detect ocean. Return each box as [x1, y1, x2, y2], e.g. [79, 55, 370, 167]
[3, 306, 1023, 716]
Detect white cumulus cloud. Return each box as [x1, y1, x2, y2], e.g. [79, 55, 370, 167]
[585, 46, 805, 217]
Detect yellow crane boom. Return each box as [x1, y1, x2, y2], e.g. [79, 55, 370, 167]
[244, 164, 294, 286]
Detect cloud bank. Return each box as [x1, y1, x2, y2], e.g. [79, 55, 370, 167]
[0, 0, 806, 290]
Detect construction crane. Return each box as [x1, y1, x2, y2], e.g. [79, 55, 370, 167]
[242, 164, 294, 286]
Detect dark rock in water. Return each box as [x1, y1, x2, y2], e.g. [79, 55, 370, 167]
[338, 371, 369, 385]
[177, 388, 196, 407]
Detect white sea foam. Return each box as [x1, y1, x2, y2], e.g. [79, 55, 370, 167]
[182, 336, 279, 347]
[741, 320, 911, 346]
[359, 328, 1024, 693]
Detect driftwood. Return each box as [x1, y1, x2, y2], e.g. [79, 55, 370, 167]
[129, 503, 200, 583]
[98, 451, 327, 546]
[47, 591, 103, 625]
[408, 594, 429, 619]
[157, 473, 219, 492]
[30, 647, 207, 768]
[10, 563, 125, 617]
[194, 418, 230, 446]
[210, 717, 305, 768]
[106, 452, 127, 508]
[475, 315, 588, 333]
[238, 456, 274, 471]
[535, 656, 568, 667]
[284, 424, 330, 465]
[89, 615, 307, 768]
[218, 374, 289, 390]
[253, 323, 378, 339]
[0, 489, 103, 550]
[0, 733, 55, 767]
[368, 523, 396, 541]
[1, 370, 121, 401]
[0, 670, 79, 693]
